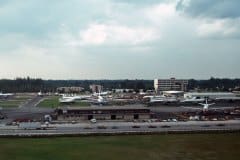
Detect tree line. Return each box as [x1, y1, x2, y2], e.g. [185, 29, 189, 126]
[0, 77, 153, 93]
[0, 77, 239, 93]
[188, 77, 240, 91]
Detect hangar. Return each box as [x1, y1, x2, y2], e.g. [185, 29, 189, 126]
[55, 106, 151, 121]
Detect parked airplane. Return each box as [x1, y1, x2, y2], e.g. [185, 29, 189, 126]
[59, 97, 75, 103]
[60, 95, 108, 105]
[92, 91, 109, 96]
[90, 95, 108, 105]
[198, 99, 215, 111]
[59, 95, 92, 103]
[146, 95, 178, 104]
[181, 97, 205, 103]
[182, 99, 233, 112]
[0, 92, 13, 98]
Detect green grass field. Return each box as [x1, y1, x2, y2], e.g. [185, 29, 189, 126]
[37, 96, 90, 108]
[69, 101, 91, 106]
[37, 96, 60, 108]
[0, 100, 28, 108]
[0, 95, 32, 108]
[0, 100, 22, 107]
[0, 134, 240, 160]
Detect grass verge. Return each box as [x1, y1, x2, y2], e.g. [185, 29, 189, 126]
[0, 134, 240, 160]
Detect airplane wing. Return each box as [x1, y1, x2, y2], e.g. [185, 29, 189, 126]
[208, 103, 215, 106]
[210, 106, 237, 110]
[182, 106, 202, 110]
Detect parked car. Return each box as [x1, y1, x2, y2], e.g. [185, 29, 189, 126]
[90, 119, 97, 123]
[132, 125, 140, 128]
[161, 125, 171, 128]
[97, 126, 107, 129]
[148, 125, 157, 128]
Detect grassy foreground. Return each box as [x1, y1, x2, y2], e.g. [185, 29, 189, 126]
[0, 134, 240, 160]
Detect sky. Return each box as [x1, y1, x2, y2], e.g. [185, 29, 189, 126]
[0, 0, 240, 80]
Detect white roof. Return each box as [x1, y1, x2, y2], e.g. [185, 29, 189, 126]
[163, 91, 184, 94]
[185, 92, 234, 95]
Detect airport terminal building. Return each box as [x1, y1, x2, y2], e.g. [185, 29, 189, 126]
[154, 78, 189, 93]
[184, 92, 240, 100]
[55, 106, 151, 121]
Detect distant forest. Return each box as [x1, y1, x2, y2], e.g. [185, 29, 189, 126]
[0, 77, 240, 93]
[0, 77, 153, 93]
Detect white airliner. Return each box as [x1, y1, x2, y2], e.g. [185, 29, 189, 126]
[92, 91, 109, 96]
[183, 99, 215, 111]
[182, 99, 231, 112]
[181, 97, 205, 103]
[59, 97, 75, 103]
[91, 95, 108, 105]
[145, 95, 178, 103]
[198, 99, 215, 111]
[0, 92, 13, 98]
[59, 95, 92, 103]
[59, 94, 108, 105]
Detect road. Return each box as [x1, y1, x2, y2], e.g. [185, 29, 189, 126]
[0, 107, 54, 123]
[0, 96, 53, 122]
[20, 96, 44, 108]
[0, 120, 240, 136]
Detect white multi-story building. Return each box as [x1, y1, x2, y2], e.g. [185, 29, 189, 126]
[89, 84, 103, 93]
[154, 78, 188, 93]
[57, 87, 84, 93]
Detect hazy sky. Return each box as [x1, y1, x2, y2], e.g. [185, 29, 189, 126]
[0, 0, 240, 79]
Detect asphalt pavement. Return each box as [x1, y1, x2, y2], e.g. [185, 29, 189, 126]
[0, 120, 240, 136]
[20, 96, 45, 108]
